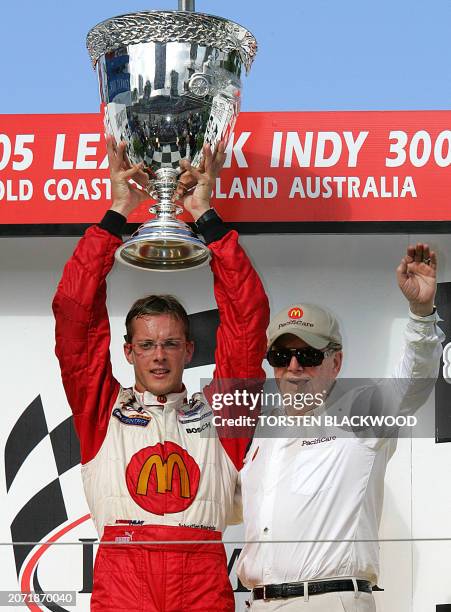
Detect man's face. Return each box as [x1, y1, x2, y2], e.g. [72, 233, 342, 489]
[123, 314, 194, 396]
[272, 334, 343, 412]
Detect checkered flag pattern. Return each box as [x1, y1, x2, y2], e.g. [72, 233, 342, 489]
[149, 143, 183, 169]
[5, 395, 80, 576]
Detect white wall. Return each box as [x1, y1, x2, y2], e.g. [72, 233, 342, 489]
[1, 232, 450, 611]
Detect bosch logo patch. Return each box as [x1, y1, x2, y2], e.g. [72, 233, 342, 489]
[186, 422, 211, 434]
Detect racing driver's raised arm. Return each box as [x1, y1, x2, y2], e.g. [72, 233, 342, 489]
[52, 137, 149, 464]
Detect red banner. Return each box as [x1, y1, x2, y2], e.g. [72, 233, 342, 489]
[1, 110, 451, 228]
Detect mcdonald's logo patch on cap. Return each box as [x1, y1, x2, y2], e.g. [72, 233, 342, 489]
[288, 307, 304, 319]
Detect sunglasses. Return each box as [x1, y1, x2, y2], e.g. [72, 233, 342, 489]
[267, 346, 333, 368]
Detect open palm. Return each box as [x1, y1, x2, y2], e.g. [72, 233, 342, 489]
[396, 243, 437, 316]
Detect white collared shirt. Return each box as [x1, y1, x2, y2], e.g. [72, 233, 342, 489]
[236, 312, 444, 588]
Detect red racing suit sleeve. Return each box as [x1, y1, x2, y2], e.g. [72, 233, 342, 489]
[52, 225, 121, 464]
[204, 230, 270, 469]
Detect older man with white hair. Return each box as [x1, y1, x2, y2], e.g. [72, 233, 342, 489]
[236, 243, 444, 611]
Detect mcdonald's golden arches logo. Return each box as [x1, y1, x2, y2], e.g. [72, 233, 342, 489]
[288, 307, 304, 319]
[126, 442, 200, 515]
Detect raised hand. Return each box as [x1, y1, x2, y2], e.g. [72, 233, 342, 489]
[174, 142, 226, 222]
[396, 243, 437, 316]
[106, 136, 150, 219]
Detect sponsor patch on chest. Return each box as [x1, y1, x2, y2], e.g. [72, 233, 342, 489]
[185, 421, 212, 434]
[177, 395, 211, 424]
[113, 408, 151, 427]
[301, 435, 336, 446]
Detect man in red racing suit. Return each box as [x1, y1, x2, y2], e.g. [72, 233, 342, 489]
[52, 140, 269, 611]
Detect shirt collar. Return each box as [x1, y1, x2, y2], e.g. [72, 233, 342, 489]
[133, 386, 188, 410]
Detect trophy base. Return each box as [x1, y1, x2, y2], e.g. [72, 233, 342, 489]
[115, 218, 211, 271]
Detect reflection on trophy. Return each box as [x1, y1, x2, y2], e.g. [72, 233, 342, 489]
[86, 1, 257, 271]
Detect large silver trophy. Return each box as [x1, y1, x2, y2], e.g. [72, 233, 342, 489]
[86, 2, 257, 271]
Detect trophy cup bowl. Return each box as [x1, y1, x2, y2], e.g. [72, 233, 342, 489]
[86, 11, 257, 271]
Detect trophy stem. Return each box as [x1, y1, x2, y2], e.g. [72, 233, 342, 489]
[115, 164, 210, 270]
[148, 168, 180, 219]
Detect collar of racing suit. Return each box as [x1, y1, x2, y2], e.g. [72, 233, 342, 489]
[133, 386, 188, 411]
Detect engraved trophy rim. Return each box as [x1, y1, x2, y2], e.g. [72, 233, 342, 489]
[86, 10, 257, 74]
